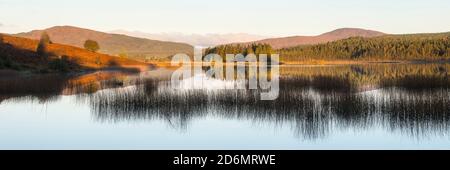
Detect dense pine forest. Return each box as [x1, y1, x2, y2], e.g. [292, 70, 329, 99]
[204, 44, 274, 59]
[205, 32, 450, 62]
[280, 32, 450, 61]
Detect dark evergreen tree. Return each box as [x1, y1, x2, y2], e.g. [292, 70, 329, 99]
[37, 31, 52, 57]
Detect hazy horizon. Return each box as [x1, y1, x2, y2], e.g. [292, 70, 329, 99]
[1, 0, 450, 37]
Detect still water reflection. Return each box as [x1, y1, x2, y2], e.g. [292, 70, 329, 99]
[0, 64, 449, 149]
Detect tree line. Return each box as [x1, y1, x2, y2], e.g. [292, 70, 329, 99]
[204, 43, 274, 59]
[204, 33, 449, 62]
[278, 33, 450, 61]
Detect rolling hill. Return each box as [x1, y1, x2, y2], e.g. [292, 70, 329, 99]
[14, 26, 194, 61]
[241, 28, 385, 49]
[110, 30, 270, 47]
[0, 34, 148, 72]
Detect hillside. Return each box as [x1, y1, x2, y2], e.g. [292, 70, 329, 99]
[15, 26, 194, 61]
[241, 28, 385, 49]
[0, 34, 147, 72]
[110, 30, 270, 47]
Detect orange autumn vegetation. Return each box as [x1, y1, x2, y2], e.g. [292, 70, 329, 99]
[1, 34, 148, 70]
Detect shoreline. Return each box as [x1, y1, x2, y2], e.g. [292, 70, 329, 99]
[147, 59, 450, 67]
[0, 64, 156, 76]
[2, 60, 448, 75]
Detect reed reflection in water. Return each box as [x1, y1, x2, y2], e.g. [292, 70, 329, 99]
[89, 75, 450, 140]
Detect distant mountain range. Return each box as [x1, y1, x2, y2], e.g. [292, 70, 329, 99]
[109, 30, 270, 47]
[11, 26, 387, 61]
[242, 28, 386, 49]
[14, 26, 193, 61]
[109, 29, 385, 48]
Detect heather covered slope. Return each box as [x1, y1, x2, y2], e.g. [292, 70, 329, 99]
[0, 34, 148, 72]
[15, 26, 194, 61]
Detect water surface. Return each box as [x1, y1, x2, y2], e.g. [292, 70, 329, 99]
[0, 64, 449, 149]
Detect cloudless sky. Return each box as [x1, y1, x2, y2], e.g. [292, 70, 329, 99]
[0, 0, 449, 36]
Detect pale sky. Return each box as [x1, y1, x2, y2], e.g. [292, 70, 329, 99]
[0, 0, 449, 36]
